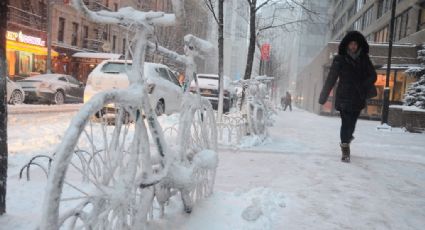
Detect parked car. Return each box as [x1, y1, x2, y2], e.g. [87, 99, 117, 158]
[17, 74, 85, 104]
[190, 74, 234, 113]
[84, 60, 183, 115]
[7, 77, 25, 104]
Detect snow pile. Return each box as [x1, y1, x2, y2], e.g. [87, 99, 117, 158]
[404, 44, 425, 109]
[193, 149, 219, 170]
[404, 76, 425, 109]
[238, 135, 271, 148]
[150, 187, 285, 230]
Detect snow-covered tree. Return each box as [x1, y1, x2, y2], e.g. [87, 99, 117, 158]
[405, 45, 425, 109]
[404, 76, 425, 109]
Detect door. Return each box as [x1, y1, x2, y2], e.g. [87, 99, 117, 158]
[155, 67, 181, 114]
[66, 75, 84, 102]
[166, 69, 183, 111]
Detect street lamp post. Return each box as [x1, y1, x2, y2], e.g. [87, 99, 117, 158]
[0, 0, 8, 215]
[46, 0, 53, 73]
[381, 0, 397, 124]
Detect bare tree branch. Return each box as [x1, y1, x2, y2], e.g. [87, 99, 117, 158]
[204, 0, 219, 24]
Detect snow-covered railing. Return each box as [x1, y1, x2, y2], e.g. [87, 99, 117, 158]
[217, 111, 248, 145]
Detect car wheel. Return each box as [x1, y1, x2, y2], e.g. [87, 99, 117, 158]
[54, 91, 65, 105]
[155, 100, 165, 116]
[10, 90, 24, 104]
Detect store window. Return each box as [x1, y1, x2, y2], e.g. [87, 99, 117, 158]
[71, 22, 79, 46]
[58, 17, 65, 42]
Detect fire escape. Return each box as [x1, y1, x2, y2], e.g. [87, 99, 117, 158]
[83, 0, 111, 52]
[7, 0, 46, 34]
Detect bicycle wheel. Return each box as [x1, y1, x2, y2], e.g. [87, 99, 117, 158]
[177, 95, 218, 210]
[40, 89, 159, 230]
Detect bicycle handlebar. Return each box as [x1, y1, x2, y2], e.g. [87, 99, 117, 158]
[72, 0, 176, 27]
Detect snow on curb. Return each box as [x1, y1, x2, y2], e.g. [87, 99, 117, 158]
[8, 104, 83, 114]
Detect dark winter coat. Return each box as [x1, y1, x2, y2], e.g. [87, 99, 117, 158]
[319, 31, 377, 111]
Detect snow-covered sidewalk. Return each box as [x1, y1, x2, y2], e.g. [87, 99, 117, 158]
[1, 108, 425, 229]
[216, 108, 425, 229]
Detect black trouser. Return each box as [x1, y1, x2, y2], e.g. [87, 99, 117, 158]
[284, 103, 292, 111]
[339, 110, 361, 144]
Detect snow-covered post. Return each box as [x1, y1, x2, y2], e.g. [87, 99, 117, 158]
[0, 0, 8, 215]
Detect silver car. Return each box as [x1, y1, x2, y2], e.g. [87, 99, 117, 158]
[18, 74, 85, 104]
[7, 77, 25, 104]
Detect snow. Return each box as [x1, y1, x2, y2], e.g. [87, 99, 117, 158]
[8, 104, 82, 115]
[72, 52, 121, 59]
[2, 107, 425, 229]
[390, 104, 425, 112]
[72, 0, 176, 27]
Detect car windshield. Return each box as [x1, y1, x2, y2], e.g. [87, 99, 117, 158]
[101, 62, 132, 73]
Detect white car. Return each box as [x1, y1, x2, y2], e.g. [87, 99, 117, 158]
[84, 60, 183, 115]
[7, 77, 25, 104]
[190, 74, 234, 113]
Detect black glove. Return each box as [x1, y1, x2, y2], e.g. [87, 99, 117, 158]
[318, 94, 327, 105]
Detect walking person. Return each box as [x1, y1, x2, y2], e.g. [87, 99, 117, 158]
[283, 91, 292, 111]
[318, 31, 377, 163]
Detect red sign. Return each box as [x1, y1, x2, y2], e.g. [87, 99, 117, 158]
[261, 44, 271, 61]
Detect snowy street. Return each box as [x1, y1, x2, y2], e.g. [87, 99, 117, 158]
[1, 108, 424, 229]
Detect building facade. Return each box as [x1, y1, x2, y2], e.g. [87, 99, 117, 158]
[329, 0, 425, 43]
[295, 0, 425, 119]
[6, 0, 140, 82]
[223, 0, 249, 80]
[6, 0, 50, 80]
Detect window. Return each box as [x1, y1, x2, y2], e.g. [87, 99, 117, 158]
[112, 35, 116, 52]
[71, 22, 79, 46]
[377, 0, 392, 18]
[122, 38, 126, 55]
[101, 62, 132, 73]
[362, 6, 373, 29]
[156, 68, 171, 81]
[66, 76, 80, 85]
[58, 76, 67, 82]
[353, 17, 362, 30]
[83, 26, 88, 48]
[418, 4, 425, 31]
[114, 3, 118, 11]
[375, 25, 389, 43]
[394, 8, 410, 41]
[356, 0, 365, 12]
[58, 17, 65, 42]
[167, 70, 181, 86]
[348, 4, 356, 18]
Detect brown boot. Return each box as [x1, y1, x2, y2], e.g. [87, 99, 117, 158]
[340, 143, 350, 163]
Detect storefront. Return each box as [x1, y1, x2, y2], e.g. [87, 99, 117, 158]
[320, 65, 419, 119]
[70, 52, 122, 83]
[5, 30, 58, 80]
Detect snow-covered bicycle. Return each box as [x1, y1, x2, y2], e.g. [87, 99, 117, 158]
[238, 76, 275, 137]
[39, 1, 218, 229]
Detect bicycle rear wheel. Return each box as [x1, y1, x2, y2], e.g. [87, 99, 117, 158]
[40, 89, 159, 230]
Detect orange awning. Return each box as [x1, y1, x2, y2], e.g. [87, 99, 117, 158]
[6, 40, 59, 57]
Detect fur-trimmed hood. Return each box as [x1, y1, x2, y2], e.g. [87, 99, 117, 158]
[338, 31, 369, 55]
